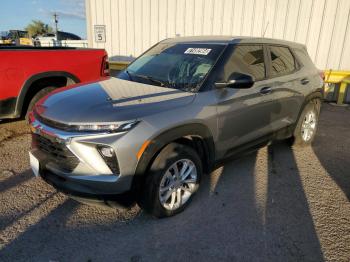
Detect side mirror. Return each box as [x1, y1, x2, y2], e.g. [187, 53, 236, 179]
[215, 73, 255, 89]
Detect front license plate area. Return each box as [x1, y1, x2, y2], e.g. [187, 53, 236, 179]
[29, 152, 40, 177]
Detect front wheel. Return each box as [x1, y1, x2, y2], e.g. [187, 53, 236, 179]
[137, 143, 202, 218]
[291, 99, 321, 146]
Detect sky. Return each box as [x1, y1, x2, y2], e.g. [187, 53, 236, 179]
[0, 0, 87, 39]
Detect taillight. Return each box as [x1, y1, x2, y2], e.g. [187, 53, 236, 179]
[101, 55, 110, 77]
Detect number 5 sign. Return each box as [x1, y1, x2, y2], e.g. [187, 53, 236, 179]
[94, 25, 106, 43]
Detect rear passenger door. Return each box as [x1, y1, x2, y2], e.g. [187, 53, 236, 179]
[266, 45, 304, 130]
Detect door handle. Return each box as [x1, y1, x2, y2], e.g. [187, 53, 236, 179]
[301, 78, 310, 85]
[260, 86, 272, 95]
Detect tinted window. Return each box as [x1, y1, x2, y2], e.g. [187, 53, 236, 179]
[221, 45, 266, 81]
[269, 46, 296, 77]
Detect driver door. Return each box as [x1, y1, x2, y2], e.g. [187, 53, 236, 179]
[215, 44, 280, 157]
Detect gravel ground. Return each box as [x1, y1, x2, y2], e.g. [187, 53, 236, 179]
[0, 103, 349, 262]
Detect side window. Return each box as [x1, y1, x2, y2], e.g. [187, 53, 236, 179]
[269, 46, 296, 77]
[222, 45, 266, 81]
[294, 48, 315, 69]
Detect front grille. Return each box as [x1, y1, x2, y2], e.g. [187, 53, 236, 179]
[32, 133, 79, 172]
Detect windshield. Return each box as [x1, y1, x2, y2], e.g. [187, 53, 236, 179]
[121, 43, 225, 91]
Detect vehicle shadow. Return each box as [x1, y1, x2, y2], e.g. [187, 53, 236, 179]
[0, 169, 32, 194]
[0, 191, 57, 233]
[264, 142, 323, 261]
[0, 142, 324, 262]
[0, 198, 80, 261]
[312, 104, 350, 200]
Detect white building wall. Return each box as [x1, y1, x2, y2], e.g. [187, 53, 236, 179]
[86, 0, 350, 70]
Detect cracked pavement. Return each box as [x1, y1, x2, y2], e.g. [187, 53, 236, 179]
[0, 104, 349, 262]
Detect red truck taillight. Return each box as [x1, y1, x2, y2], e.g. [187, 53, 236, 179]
[101, 55, 110, 77]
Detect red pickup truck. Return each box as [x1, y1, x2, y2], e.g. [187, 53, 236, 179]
[0, 46, 109, 119]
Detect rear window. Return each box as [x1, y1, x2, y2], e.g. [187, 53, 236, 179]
[269, 46, 296, 77]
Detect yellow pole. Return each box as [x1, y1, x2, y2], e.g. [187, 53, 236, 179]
[337, 82, 347, 105]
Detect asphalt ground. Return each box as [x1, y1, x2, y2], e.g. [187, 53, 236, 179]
[0, 103, 349, 262]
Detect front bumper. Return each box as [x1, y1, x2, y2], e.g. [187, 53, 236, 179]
[28, 114, 149, 206]
[35, 152, 135, 208]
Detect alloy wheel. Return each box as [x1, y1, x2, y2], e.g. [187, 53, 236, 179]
[159, 159, 198, 211]
[301, 110, 317, 142]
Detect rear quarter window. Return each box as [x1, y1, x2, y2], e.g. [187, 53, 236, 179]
[293, 48, 316, 69]
[269, 46, 296, 77]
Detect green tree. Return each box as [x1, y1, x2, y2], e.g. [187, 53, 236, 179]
[25, 20, 53, 37]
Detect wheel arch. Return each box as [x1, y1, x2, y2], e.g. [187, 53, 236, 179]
[299, 89, 323, 117]
[14, 71, 80, 117]
[288, 89, 323, 140]
[134, 123, 216, 183]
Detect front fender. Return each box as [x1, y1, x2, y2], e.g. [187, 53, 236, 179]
[134, 123, 215, 178]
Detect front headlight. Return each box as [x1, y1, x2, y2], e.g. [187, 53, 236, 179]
[32, 108, 139, 133]
[72, 120, 139, 133]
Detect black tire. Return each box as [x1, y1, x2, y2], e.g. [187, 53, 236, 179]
[25, 87, 56, 120]
[137, 143, 202, 218]
[291, 99, 321, 146]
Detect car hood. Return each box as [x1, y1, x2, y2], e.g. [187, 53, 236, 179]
[35, 77, 196, 124]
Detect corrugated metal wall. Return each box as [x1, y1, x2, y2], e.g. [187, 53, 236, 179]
[86, 0, 350, 70]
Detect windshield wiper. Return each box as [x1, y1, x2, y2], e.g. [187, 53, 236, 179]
[130, 73, 169, 88]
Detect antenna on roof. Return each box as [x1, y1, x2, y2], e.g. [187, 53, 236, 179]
[262, 22, 269, 38]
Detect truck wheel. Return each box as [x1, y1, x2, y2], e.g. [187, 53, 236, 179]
[25, 87, 56, 120]
[291, 99, 321, 146]
[138, 143, 202, 218]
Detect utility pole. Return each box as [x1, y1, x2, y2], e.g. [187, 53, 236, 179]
[53, 12, 58, 41]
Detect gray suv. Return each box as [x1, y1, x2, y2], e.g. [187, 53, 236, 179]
[29, 36, 323, 217]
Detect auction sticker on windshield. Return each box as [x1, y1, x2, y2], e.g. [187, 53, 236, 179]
[184, 48, 211, 55]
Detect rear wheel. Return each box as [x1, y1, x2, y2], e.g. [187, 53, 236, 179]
[137, 143, 202, 218]
[25, 87, 56, 120]
[291, 99, 321, 146]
